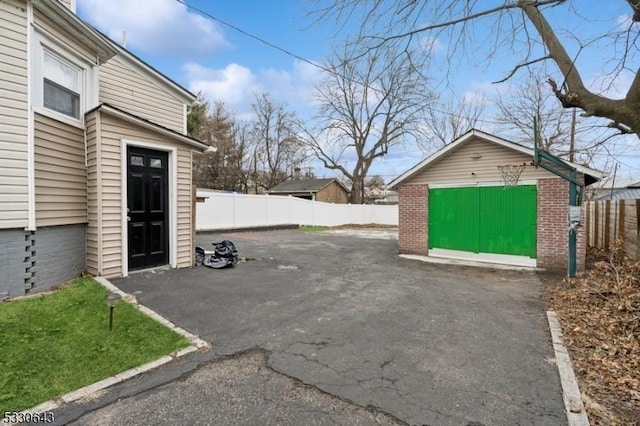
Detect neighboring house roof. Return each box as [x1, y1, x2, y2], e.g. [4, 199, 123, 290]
[89, 103, 208, 152]
[268, 178, 349, 194]
[33, 0, 117, 63]
[594, 188, 640, 201]
[388, 129, 605, 189]
[593, 176, 640, 190]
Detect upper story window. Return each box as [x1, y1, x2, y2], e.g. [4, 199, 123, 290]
[43, 50, 81, 119]
[31, 29, 98, 127]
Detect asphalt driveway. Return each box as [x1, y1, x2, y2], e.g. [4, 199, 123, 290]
[65, 229, 566, 425]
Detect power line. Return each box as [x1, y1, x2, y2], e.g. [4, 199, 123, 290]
[175, 1, 336, 77]
[175, 0, 506, 127]
[175, 0, 640, 155]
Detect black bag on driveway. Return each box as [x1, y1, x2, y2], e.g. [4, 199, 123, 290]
[195, 240, 238, 269]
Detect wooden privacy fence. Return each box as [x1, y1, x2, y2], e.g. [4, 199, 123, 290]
[585, 199, 640, 259]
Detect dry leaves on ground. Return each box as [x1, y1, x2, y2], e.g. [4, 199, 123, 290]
[548, 248, 640, 425]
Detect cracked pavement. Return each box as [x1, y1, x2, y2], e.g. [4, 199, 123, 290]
[53, 229, 566, 425]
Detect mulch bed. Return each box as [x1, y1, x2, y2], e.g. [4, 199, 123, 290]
[546, 248, 640, 425]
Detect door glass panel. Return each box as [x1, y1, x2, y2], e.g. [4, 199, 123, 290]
[130, 155, 144, 166]
[150, 158, 162, 168]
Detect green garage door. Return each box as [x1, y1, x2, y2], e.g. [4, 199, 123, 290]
[428, 185, 537, 257]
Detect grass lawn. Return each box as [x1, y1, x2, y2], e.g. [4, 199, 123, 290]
[0, 278, 190, 413]
[299, 225, 329, 232]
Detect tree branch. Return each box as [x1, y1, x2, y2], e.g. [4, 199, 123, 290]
[367, 0, 564, 48]
[492, 56, 551, 84]
[520, 2, 586, 96]
[627, 0, 640, 21]
[607, 121, 634, 134]
[626, 65, 640, 103]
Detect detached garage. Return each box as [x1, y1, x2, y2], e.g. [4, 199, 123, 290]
[389, 129, 603, 270]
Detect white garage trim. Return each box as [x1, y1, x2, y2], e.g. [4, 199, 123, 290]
[429, 248, 537, 268]
[428, 180, 537, 189]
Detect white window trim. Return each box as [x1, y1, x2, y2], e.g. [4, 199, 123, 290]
[30, 29, 98, 127]
[120, 139, 178, 277]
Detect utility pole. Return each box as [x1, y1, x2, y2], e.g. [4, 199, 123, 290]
[569, 108, 577, 162]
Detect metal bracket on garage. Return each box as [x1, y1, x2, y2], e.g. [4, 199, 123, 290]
[533, 117, 583, 278]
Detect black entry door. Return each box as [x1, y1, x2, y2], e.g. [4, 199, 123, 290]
[127, 146, 169, 270]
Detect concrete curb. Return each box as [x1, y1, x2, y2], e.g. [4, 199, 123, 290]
[400, 254, 541, 272]
[94, 277, 210, 350]
[546, 311, 590, 426]
[7, 277, 210, 424]
[197, 224, 299, 233]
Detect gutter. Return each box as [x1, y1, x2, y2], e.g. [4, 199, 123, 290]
[97, 104, 208, 152]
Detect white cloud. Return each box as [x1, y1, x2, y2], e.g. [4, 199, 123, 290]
[183, 62, 259, 107]
[78, 0, 229, 56]
[183, 60, 324, 117]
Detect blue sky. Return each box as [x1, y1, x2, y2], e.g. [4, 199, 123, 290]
[76, 0, 640, 183]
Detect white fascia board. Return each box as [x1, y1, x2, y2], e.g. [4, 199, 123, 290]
[388, 129, 604, 189]
[99, 104, 208, 152]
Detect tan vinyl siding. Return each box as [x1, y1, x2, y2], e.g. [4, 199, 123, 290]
[177, 148, 192, 266]
[56, 0, 74, 12]
[33, 8, 95, 62]
[87, 112, 193, 277]
[0, 0, 28, 228]
[85, 111, 99, 274]
[34, 113, 86, 226]
[405, 137, 555, 186]
[99, 56, 185, 134]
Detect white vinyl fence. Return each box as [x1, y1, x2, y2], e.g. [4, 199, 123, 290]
[196, 190, 398, 231]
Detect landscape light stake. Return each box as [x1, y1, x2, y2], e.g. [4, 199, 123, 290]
[105, 292, 122, 331]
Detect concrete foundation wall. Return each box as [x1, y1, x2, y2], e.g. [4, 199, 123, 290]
[0, 229, 32, 298]
[34, 224, 86, 291]
[0, 224, 86, 298]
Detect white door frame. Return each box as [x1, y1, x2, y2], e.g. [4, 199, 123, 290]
[120, 139, 178, 277]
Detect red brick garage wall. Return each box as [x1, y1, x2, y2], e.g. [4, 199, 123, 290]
[398, 184, 428, 255]
[398, 178, 586, 271]
[537, 177, 586, 271]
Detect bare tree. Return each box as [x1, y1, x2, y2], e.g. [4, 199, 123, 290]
[494, 73, 615, 166]
[495, 75, 572, 153]
[303, 45, 435, 204]
[250, 93, 307, 192]
[310, 1, 640, 139]
[422, 96, 486, 152]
